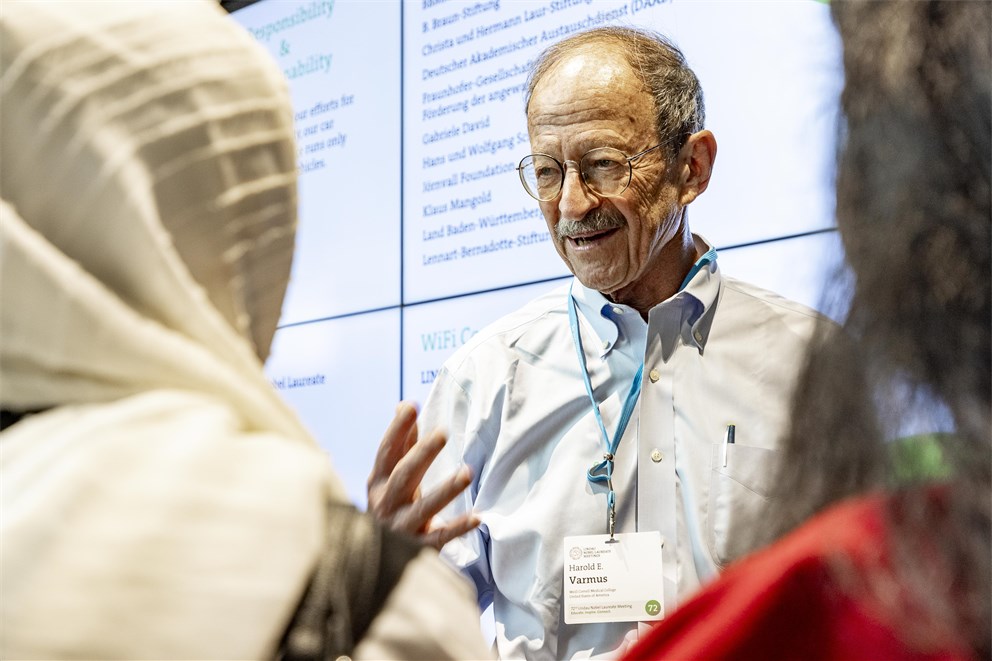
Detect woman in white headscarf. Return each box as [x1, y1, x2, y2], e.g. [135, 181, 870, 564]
[0, 2, 489, 659]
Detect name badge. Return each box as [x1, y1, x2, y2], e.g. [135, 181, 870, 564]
[563, 531, 665, 624]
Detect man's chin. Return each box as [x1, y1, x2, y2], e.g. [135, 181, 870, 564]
[571, 269, 622, 295]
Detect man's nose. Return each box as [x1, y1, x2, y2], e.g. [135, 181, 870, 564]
[558, 166, 600, 220]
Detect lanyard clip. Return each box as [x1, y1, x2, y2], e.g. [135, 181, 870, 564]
[587, 452, 615, 484]
[607, 490, 617, 541]
[590, 455, 619, 541]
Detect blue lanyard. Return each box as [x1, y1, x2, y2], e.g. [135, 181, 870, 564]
[679, 245, 717, 291]
[565, 246, 716, 538]
[568, 283, 642, 539]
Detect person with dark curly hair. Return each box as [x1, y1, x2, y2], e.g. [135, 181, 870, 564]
[625, 2, 991, 658]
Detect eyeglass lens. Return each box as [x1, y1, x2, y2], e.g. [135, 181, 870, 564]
[518, 147, 635, 201]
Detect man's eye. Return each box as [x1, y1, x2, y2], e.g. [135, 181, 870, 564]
[589, 158, 622, 171]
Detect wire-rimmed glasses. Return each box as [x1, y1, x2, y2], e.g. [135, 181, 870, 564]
[516, 137, 682, 202]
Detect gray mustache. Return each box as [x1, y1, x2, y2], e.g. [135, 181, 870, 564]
[556, 209, 626, 241]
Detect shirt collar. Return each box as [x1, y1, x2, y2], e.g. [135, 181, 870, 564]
[677, 234, 720, 354]
[570, 234, 722, 358]
[570, 280, 620, 358]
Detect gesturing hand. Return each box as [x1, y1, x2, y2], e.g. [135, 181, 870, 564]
[366, 401, 481, 550]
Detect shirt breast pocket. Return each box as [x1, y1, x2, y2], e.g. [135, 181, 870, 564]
[707, 442, 779, 567]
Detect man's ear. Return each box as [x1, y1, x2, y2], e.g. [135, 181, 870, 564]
[677, 130, 717, 206]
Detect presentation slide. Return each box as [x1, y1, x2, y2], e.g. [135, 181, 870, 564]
[231, 0, 843, 506]
[403, 0, 841, 302]
[237, 0, 402, 325]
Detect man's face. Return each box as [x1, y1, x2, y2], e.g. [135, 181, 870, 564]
[527, 49, 685, 297]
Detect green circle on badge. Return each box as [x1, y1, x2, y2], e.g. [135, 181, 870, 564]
[644, 599, 661, 616]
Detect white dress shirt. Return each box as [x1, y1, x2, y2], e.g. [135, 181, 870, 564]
[420, 235, 824, 660]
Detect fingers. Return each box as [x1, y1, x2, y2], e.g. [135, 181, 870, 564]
[365, 403, 480, 549]
[421, 512, 483, 551]
[389, 463, 472, 536]
[377, 427, 448, 516]
[414, 464, 473, 525]
[370, 402, 419, 480]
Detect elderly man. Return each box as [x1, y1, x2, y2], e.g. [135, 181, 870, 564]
[369, 26, 823, 659]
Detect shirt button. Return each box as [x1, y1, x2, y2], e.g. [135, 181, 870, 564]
[693, 330, 703, 343]
[602, 340, 610, 350]
[650, 449, 663, 462]
[612, 306, 623, 315]
[648, 369, 660, 383]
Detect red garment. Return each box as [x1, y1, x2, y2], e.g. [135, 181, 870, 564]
[625, 494, 974, 661]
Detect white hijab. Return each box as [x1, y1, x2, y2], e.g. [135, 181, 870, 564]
[0, 2, 348, 658]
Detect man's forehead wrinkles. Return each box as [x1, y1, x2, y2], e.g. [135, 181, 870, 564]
[529, 107, 649, 148]
[529, 94, 643, 125]
[530, 85, 606, 110]
[528, 106, 624, 127]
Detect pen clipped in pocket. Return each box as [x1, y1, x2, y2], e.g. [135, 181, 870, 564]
[707, 436, 779, 567]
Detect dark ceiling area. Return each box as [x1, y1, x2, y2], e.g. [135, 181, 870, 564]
[219, 0, 261, 13]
